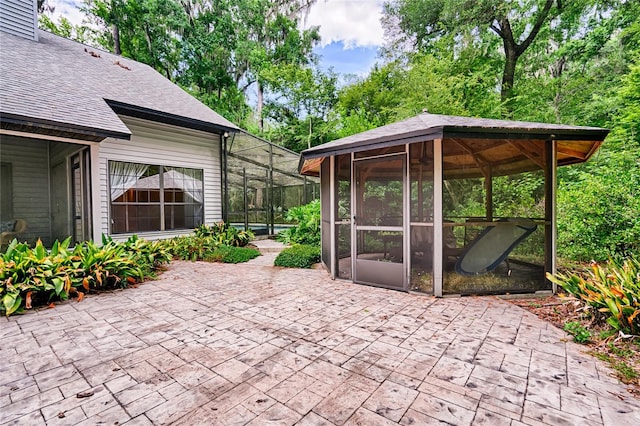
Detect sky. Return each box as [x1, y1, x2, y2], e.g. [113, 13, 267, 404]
[48, 0, 385, 78]
[304, 0, 385, 76]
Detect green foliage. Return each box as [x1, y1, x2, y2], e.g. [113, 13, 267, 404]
[163, 236, 219, 262]
[194, 222, 254, 247]
[547, 256, 640, 334]
[274, 244, 320, 268]
[39, 14, 96, 44]
[557, 154, 640, 261]
[276, 200, 320, 246]
[78, 1, 320, 130]
[164, 224, 258, 263]
[563, 321, 592, 343]
[84, 0, 188, 78]
[0, 236, 170, 316]
[209, 245, 260, 263]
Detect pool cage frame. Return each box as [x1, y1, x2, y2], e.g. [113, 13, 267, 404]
[222, 130, 319, 236]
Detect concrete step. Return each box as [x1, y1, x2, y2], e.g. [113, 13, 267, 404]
[250, 239, 287, 254]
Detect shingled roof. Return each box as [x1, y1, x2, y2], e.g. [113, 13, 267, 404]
[299, 112, 609, 177]
[0, 29, 239, 141]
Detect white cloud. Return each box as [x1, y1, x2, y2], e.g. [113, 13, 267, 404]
[304, 0, 384, 48]
[47, 0, 86, 26]
[49, 0, 385, 50]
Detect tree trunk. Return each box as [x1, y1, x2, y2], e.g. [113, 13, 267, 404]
[552, 57, 566, 122]
[112, 24, 121, 55]
[257, 81, 264, 132]
[501, 41, 518, 118]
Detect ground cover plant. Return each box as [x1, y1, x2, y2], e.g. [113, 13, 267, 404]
[274, 244, 320, 268]
[0, 235, 170, 316]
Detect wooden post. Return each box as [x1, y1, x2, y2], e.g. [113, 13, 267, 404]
[485, 167, 493, 221]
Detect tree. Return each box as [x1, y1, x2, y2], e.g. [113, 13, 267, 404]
[233, 0, 320, 131]
[84, 0, 188, 79]
[261, 64, 339, 152]
[382, 0, 603, 116]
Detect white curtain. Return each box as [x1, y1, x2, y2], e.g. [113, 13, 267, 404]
[163, 167, 204, 203]
[109, 161, 149, 201]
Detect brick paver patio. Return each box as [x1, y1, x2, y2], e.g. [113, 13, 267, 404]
[1, 256, 639, 425]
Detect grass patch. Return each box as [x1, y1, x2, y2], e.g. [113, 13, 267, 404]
[564, 321, 591, 343]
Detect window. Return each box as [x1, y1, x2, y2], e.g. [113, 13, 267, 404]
[109, 161, 204, 234]
[0, 163, 12, 220]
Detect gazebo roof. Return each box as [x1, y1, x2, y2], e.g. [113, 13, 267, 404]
[299, 112, 609, 178]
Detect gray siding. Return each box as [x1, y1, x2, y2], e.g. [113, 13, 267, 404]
[0, 135, 50, 245]
[0, 0, 38, 41]
[98, 117, 222, 240]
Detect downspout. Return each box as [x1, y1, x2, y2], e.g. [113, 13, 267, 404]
[222, 132, 230, 223]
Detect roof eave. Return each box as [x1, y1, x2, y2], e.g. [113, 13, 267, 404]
[442, 126, 610, 141]
[106, 99, 239, 135]
[0, 112, 131, 141]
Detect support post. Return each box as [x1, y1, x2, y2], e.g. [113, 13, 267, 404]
[433, 138, 444, 297]
[243, 167, 249, 231]
[404, 144, 411, 291]
[269, 144, 274, 235]
[545, 139, 558, 292]
[329, 157, 337, 279]
[485, 167, 493, 221]
[90, 143, 103, 243]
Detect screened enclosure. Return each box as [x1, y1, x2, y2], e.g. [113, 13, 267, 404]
[223, 130, 319, 235]
[300, 113, 608, 296]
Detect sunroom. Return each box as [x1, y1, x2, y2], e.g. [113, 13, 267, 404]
[299, 112, 609, 296]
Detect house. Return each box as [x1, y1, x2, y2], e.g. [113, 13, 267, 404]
[298, 112, 609, 296]
[0, 0, 301, 246]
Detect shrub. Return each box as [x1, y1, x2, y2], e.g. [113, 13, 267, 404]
[210, 245, 260, 263]
[164, 236, 260, 264]
[277, 200, 320, 246]
[557, 157, 640, 262]
[1, 236, 170, 316]
[547, 256, 640, 334]
[164, 236, 219, 261]
[194, 222, 254, 247]
[274, 244, 321, 268]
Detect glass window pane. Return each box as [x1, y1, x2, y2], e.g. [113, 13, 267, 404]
[109, 161, 204, 234]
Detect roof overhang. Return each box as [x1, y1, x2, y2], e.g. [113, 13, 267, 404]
[0, 112, 131, 142]
[298, 113, 609, 177]
[106, 100, 238, 136]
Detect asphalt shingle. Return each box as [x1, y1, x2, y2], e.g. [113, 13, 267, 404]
[0, 29, 238, 138]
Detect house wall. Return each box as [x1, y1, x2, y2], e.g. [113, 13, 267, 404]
[0, 0, 38, 41]
[97, 116, 222, 240]
[0, 135, 51, 245]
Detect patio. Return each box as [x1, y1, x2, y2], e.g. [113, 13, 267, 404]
[1, 258, 638, 425]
